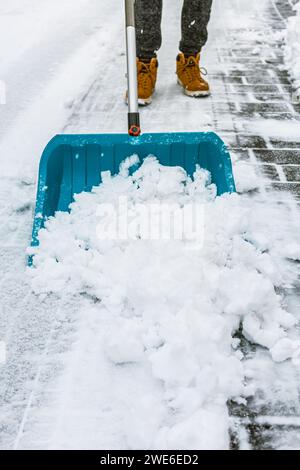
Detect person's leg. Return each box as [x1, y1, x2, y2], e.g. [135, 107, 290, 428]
[135, 0, 163, 59]
[179, 0, 213, 55]
[177, 0, 212, 97]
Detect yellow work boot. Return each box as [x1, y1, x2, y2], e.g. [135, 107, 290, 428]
[136, 57, 158, 105]
[176, 52, 210, 97]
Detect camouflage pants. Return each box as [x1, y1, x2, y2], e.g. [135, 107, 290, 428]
[135, 0, 213, 58]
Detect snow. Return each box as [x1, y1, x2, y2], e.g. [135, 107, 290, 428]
[26, 156, 300, 449]
[233, 161, 260, 194]
[0, 0, 120, 178]
[245, 119, 300, 141]
[284, 243, 300, 261]
[285, 1, 300, 100]
[270, 338, 300, 364]
[0, 0, 300, 451]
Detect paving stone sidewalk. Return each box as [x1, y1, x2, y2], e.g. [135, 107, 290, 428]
[14, 0, 299, 450]
[209, 0, 300, 450]
[210, 0, 300, 204]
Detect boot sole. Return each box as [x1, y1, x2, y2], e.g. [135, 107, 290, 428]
[124, 94, 153, 107]
[177, 79, 211, 97]
[138, 97, 152, 106]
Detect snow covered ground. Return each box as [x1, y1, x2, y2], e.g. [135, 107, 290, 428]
[0, 0, 300, 450]
[27, 157, 300, 450]
[284, 0, 300, 101]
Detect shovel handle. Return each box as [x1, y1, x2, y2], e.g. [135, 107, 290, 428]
[125, 0, 141, 136]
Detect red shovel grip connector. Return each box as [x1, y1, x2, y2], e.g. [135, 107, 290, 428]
[129, 125, 141, 137]
[128, 112, 141, 137]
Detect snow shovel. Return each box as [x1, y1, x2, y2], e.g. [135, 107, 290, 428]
[29, 0, 236, 259]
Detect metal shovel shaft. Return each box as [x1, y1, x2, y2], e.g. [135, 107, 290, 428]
[125, 0, 141, 136]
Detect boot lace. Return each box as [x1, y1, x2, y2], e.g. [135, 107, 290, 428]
[138, 62, 154, 90]
[182, 56, 207, 84]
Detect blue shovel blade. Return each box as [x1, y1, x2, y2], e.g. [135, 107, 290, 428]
[30, 132, 236, 259]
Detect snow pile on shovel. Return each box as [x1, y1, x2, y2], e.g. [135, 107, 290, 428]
[29, 157, 300, 450]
